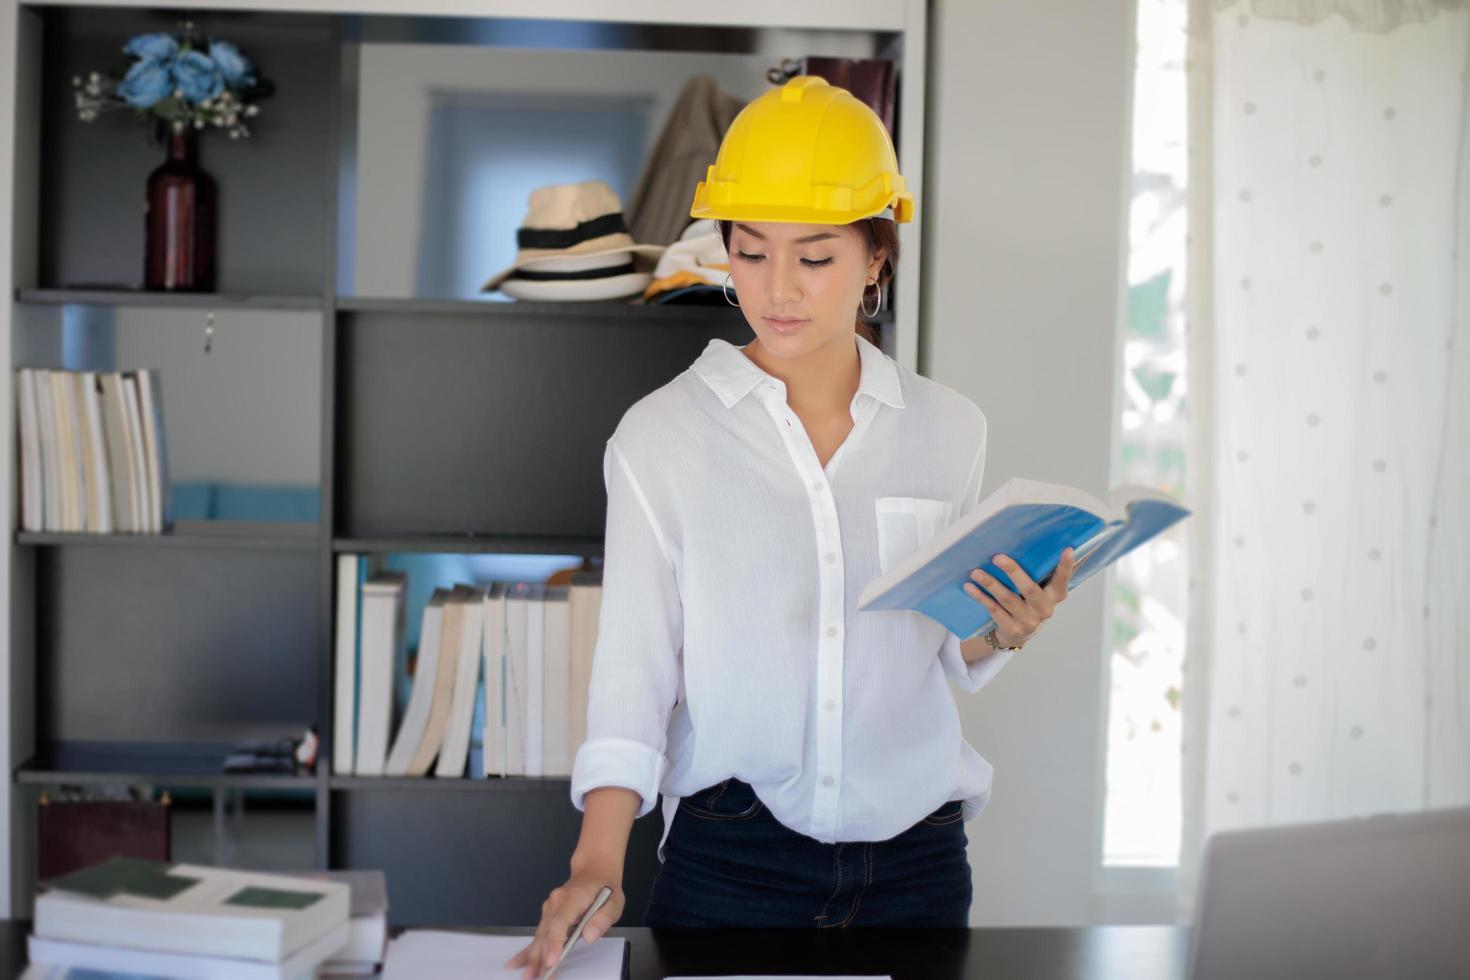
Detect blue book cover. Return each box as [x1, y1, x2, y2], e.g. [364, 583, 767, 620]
[857, 477, 1192, 639]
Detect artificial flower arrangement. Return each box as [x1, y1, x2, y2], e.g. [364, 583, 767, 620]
[71, 21, 273, 139]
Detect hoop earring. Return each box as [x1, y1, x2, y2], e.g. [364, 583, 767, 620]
[723, 272, 740, 308]
[861, 282, 882, 318]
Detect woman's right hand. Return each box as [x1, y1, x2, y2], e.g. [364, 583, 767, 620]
[504, 870, 625, 980]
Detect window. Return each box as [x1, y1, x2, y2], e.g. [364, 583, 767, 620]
[1104, 0, 1190, 869]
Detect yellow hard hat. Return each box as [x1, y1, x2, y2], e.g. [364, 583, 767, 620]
[689, 75, 915, 225]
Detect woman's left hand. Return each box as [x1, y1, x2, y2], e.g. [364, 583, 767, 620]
[962, 547, 1082, 648]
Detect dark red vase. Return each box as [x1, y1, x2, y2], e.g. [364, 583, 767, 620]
[144, 124, 216, 291]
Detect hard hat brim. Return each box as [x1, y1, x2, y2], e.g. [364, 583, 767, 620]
[690, 183, 913, 225]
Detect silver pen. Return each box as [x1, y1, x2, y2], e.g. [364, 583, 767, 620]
[542, 884, 613, 980]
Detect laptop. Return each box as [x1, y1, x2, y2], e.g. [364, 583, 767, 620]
[1187, 804, 1470, 980]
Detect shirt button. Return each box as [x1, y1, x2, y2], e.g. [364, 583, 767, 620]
[822, 775, 834, 787]
[812, 480, 825, 493]
[824, 699, 836, 710]
[824, 551, 836, 563]
[826, 626, 838, 637]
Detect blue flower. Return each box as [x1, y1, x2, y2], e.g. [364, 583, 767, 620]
[171, 50, 223, 104]
[115, 57, 173, 108]
[122, 32, 178, 63]
[207, 40, 256, 88]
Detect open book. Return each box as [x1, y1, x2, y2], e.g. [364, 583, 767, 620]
[857, 476, 1191, 640]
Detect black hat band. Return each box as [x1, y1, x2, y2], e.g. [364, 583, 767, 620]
[517, 212, 631, 251]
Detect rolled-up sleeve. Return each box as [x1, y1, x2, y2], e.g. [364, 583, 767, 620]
[569, 437, 683, 819]
[937, 409, 1015, 693]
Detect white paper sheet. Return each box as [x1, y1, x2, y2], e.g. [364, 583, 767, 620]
[383, 930, 626, 980]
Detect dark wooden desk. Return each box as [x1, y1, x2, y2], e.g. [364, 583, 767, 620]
[1, 920, 1190, 979]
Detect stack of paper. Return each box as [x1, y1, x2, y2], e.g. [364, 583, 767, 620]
[383, 930, 628, 979]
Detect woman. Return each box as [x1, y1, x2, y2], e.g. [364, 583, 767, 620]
[509, 76, 1078, 977]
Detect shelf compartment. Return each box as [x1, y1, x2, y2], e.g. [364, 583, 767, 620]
[334, 305, 748, 540]
[35, 7, 337, 296]
[18, 520, 320, 551]
[35, 545, 322, 745]
[15, 741, 317, 790]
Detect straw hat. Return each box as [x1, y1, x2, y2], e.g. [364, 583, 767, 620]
[480, 180, 666, 300]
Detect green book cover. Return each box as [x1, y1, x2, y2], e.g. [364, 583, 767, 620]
[42, 856, 198, 901]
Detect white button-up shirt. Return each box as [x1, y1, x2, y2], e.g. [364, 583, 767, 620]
[569, 332, 1017, 861]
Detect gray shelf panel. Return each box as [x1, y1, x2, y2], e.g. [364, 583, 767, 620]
[334, 306, 751, 539]
[14, 288, 325, 312]
[329, 775, 571, 792]
[330, 786, 665, 928]
[37, 546, 322, 744]
[14, 742, 316, 791]
[332, 534, 602, 556]
[18, 520, 320, 552]
[336, 295, 895, 325]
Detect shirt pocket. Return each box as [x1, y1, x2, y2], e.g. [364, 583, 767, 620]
[874, 495, 955, 575]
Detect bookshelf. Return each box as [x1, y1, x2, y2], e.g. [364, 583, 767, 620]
[0, 0, 928, 924]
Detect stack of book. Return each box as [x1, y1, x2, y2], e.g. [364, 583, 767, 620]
[14, 366, 173, 534]
[333, 560, 604, 780]
[286, 868, 388, 975]
[27, 856, 350, 979]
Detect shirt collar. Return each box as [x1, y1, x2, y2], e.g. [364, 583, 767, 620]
[691, 332, 906, 410]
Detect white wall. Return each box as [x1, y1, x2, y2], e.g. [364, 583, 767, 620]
[921, 0, 1138, 925]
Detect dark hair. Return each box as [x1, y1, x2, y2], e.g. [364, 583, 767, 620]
[717, 217, 898, 346]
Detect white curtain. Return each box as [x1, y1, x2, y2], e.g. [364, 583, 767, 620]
[1178, 0, 1470, 918]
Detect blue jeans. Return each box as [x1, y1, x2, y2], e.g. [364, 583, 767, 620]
[643, 778, 973, 927]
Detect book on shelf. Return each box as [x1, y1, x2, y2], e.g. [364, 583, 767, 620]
[479, 581, 507, 779]
[334, 566, 603, 780]
[504, 582, 531, 776]
[332, 554, 363, 776]
[384, 587, 449, 776]
[542, 584, 573, 781]
[435, 584, 489, 777]
[405, 583, 470, 776]
[32, 856, 349, 965]
[566, 571, 603, 765]
[353, 570, 407, 777]
[856, 476, 1192, 639]
[15, 366, 173, 535]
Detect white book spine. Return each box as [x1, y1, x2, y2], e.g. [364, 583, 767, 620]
[136, 368, 165, 533]
[121, 375, 152, 533]
[50, 370, 77, 531]
[117, 373, 144, 533]
[526, 591, 545, 778]
[543, 594, 571, 777]
[480, 591, 504, 779]
[387, 594, 446, 776]
[67, 373, 95, 532]
[333, 554, 360, 776]
[354, 581, 400, 777]
[35, 371, 62, 532]
[17, 369, 42, 533]
[81, 371, 112, 534]
[504, 593, 527, 777]
[434, 590, 485, 777]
